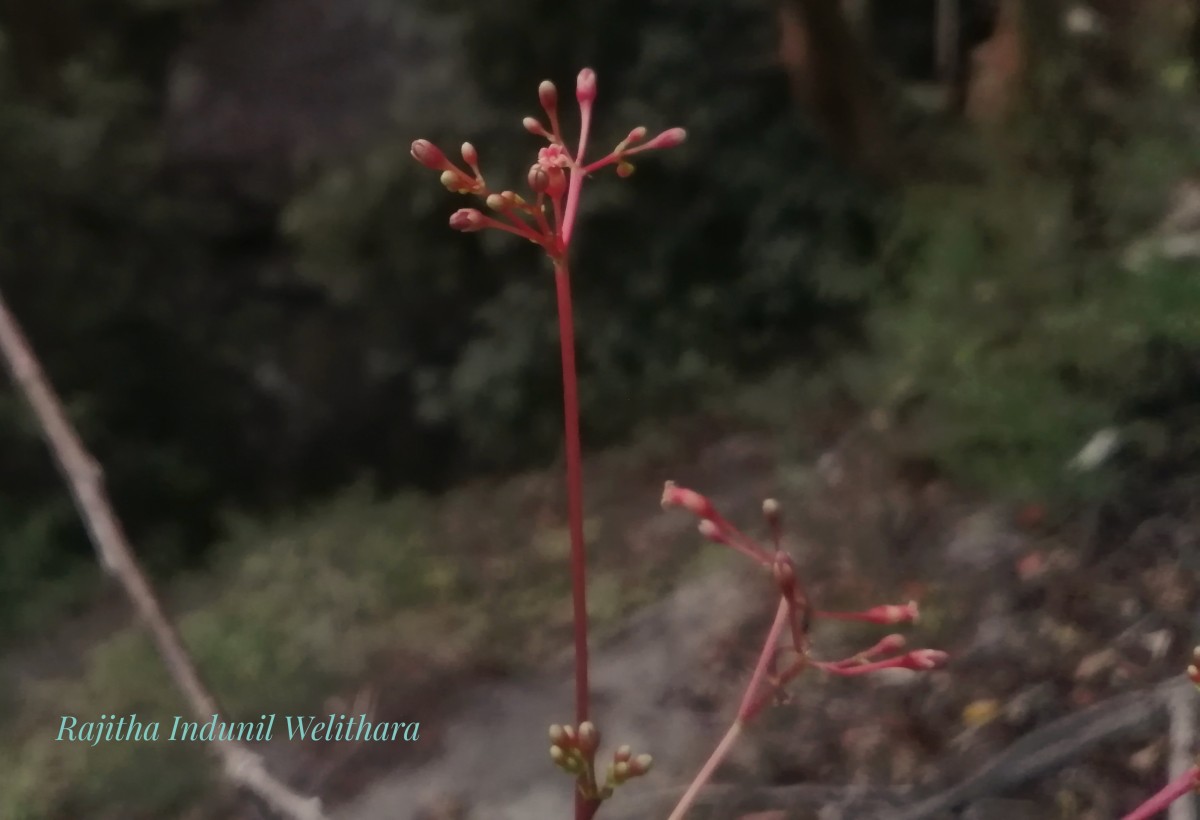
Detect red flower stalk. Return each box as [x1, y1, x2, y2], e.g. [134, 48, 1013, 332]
[816, 601, 921, 625]
[412, 69, 685, 820]
[1123, 766, 1200, 820]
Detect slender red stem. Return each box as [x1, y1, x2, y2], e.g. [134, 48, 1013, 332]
[561, 103, 592, 246]
[737, 598, 790, 721]
[554, 260, 589, 724]
[553, 259, 596, 820]
[667, 598, 789, 820]
[1123, 767, 1200, 820]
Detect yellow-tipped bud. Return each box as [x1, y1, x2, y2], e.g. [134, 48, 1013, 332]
[577, 721, 600, 755]
[630, 753, 653, 776]
[538, 81, 558, 112]
[461, 142, 479, 168]
[612, 760, 630, 784]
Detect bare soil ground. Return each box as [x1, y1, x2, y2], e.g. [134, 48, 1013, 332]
[302, 422, 1200, 820]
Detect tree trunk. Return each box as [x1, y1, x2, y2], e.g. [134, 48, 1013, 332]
[777, 0, 893, 175]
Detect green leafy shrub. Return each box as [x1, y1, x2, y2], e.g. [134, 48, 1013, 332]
[854, 81, 1200, 498]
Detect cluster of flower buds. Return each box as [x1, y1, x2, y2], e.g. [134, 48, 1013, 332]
[604, 743, 654, 791]
[660, 481, 947, 689]
[411, 69, 686, 261]
[548, 721, 652, 802]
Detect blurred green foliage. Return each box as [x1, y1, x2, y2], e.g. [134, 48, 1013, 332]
[846, 15, 1200, 501]
[0, 0, 876, 636]
[6, 0, 1200, 815]
[5, 0, 1200, 636]
[286, 0, 879, 464]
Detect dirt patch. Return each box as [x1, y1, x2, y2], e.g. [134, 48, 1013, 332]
[327, 426, 1200, 819]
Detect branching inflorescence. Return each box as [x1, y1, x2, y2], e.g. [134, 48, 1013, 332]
[412, 68, 947, 820]
[659, 482, 947, 819]
[410, 69, 685, 263]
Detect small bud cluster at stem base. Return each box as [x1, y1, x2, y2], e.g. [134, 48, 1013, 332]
[548, 721, 652, 805]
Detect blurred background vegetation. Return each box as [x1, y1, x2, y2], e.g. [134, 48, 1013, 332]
[4, 0, 1200, 631]
[5, 0, 1200, 815]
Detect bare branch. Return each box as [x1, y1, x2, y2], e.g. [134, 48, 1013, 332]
[0, 291, 327, 820]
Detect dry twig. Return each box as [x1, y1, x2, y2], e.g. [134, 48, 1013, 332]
[0, 292, 327, 820]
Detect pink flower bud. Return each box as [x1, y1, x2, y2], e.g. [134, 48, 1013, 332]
[864, 602, 919, 624]
[439, 169, 477, 194]
[625, 126, 647, 144]
[772, 553, 797, 592]
[628, 753, 653, 776]
[411, 139, 450, 170]
[528, 165, 550, 194]
[576, 68, 597, 104]
[485, 193, 504, 211]
[577, 721, 599, 755]
[644, 127, 688, 151]
[461, 142, 479, 168]
[819, 647, 948, 676]
[538, 80, 558, 112]
[449, 208, 486, 232]
[904, 649, 949, 670]
[538, 166, 567, 198]
[697, 519, 723, 542]
[537, 144, 572, 169]
[613, 745, 632, 763]
[523, 117, 550, 138]
[616, 161, 635, 178]
[819, 601, 919, 625]
[660, 481, 715, 518]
